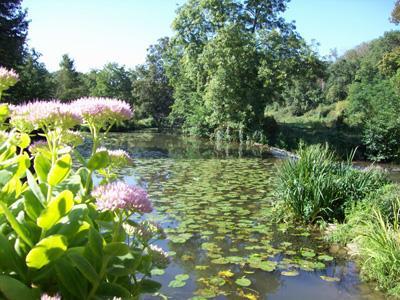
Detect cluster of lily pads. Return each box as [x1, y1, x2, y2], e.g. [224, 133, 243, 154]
[112, 154, 342, 299]
[0, 68, 168, 299]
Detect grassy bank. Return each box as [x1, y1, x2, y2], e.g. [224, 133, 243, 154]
[273, 144, 400, 297]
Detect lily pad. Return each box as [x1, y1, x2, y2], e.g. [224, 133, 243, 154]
[168, 280, 186, 288]
[281, 270, 299, 277]
[318, 254, 334, 262]
[235, 277, 252, 287]
[320, 275, 340, 282]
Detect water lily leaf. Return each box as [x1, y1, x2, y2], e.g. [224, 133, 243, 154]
[301, 250, 316, 258]
[318, 254, 334, 262]
[281, 270, 299, 277]
[175, 274, 190, 281]
[151, 268, 165, 276]
[320, 275, 340, 282]
[168, 280, 186, 288]
[235, 277, 251, 287]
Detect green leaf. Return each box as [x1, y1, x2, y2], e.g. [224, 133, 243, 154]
[12, 153, 30, 179]
[96, 282, 131, 298]
[281, 270, 299, 277]
[37, 190, 74, 230]
[34, 153, 51, 183]
[68, 253, 100, 285]
[320, 275, 340, 282]
[151, 268, 165, 276]
[26, 234, 67, 269]
[140, 279, 162, 293]
[23, 190, 44, 221]
[168, 280, 186, 288]
[55, 257, 88, 298]
[104, 242, 129, 257]
[26, 170, 45, 204]
[0, 233, 26, 279]
[175, 274, 190, 281]
[0, 275, 39, 300]
[235, 277, 251, 287]
[0, 169, 13, 186]
[16, 133, 31, 149]
[47, 154, 72, 186]
[0, 104, 10, 123]
[0, 201, 33, 247]
[87, 150, 110, 170]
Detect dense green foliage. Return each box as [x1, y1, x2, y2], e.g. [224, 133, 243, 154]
[0, 1, 28, 68]
[274, 144, 388, 223]
[3, 0, 400, 160]
[326, 184, 400, 297]
[165, 0, 324, 140]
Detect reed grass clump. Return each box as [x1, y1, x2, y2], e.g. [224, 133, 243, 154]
[275, 143, 388, 223]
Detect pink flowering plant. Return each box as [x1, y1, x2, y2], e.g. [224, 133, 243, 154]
[0, 69, 168, 299]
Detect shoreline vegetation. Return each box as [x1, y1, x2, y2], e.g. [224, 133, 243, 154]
[272, 143, 400, 297]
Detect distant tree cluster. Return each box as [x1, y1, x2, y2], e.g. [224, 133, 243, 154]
[3, 0, 400, 160]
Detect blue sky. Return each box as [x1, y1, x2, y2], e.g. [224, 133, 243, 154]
[22, 0, 398, 72]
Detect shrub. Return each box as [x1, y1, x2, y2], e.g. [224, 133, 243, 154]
[274, 143, 388, 223]
[327, 183, 400, 243]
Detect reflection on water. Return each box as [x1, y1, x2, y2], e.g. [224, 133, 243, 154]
[100, 131, 384, 300]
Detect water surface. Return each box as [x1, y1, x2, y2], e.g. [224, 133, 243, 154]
[103, 132, 384, 300]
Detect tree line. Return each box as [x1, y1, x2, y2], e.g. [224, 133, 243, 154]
[2, 0, 400, 161]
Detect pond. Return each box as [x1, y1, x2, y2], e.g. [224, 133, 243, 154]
[102, 131, 384, 300]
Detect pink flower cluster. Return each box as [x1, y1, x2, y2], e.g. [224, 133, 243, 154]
[9, 98, 133, 132]
[10, 101, 82, 131]
[92, 181, 152, 213]
[97, 147, 133, 166]
[72, 97, 133, 127]
[0, 67, 19, 92]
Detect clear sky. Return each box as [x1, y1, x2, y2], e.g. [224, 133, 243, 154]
[22, 0, 398, 72]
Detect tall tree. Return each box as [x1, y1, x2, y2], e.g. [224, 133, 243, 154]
[0, 0, 29, 68]
[53, 54, 88, 100]
[88, 63, 133, 103]
[166, 0, 324, 140]
[391, 0, 400, 24]
[133, 38, 174, 128]
[6, 49, 54, 103]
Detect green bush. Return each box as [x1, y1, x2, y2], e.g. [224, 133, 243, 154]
[274, 143, 388, 223]
[327, 184, 400, 245]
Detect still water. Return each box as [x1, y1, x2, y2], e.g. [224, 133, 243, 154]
[102, 131, 384, 300]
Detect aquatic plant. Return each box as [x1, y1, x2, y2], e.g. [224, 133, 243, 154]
[358, 204, 400, 296]
[274, 143, 388, 223]
[0, 72, 167, 299]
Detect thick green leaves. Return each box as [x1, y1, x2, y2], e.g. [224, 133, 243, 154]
[55, 257, 88, 299]
[68, 253, 100, 285]
[140, 279, 162, 293]
[0, 233, 26, 278]
[0, 169, 13, 186]
[87, 150, 109, 170]
[47, 154, 72, 186]
[0, 275, 39, 300]
[96, 282, 131, 298]
[0, 201, 33, 247]
[104, 242, 129, 257]
[23, 190, 44, 221]
[26, 234, 68, 269]
[34, 153, 51, 183]
[37, 190, 74, 230]
[26, 170, 45, 203]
